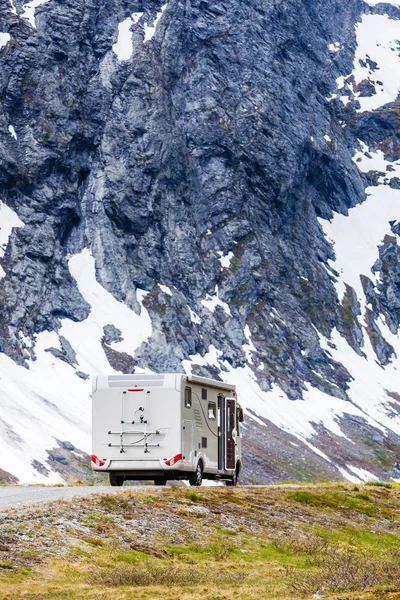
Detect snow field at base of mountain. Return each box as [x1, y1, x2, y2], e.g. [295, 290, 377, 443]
[60, 250, 152, 375]
[2, 212, 400, 483]
[181, 327, 400, 483]
[0, 249, 153, 483]
[4, 237, 395, 483]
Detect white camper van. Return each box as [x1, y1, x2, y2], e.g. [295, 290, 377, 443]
[91, 373, 243, 486]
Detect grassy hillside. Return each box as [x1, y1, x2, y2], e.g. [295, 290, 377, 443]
[1, 484, 400, 599]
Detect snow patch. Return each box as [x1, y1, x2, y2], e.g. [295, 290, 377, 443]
[353, 141, 390, 174]
[318, 185, 400, 305]
[182, 345, 222, 374]
[346, 465, 379, 482]
[8, 125, 17, 140]
[0, 331, 88, 484]
[188, 306, 201, 325]
[9, 0, 17, 14]
[201, 286, 232, 317]
[0, 33, 11, 49]
[243, 325, 256, 365]
[113, 13, 143, 61]
[336, 467, 363, 484]
[337, 465, 378, 484]
[60, 249, 152, 375]
[182, 308, 400, 483]
[0, 202, 24, 279]
[144, 4, 168, 43]
[21, 0, 49, 28]
[217, 251, 234, 269]
[159, 284, 172, 296]
[19, 332, 32, 348]
[338, 14, 400, 112]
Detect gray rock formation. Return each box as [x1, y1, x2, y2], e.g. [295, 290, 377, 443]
[1, 0, 400, 483]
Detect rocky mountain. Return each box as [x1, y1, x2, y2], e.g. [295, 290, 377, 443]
[1, 0, 400, 484]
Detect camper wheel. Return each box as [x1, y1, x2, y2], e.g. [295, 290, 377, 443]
[109, 473, 124, 487]
[189, 460, 203, 487]
[226, 463, 240, 486]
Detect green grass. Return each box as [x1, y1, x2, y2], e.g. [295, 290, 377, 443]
[2, 484, 400, 599]
[365, 480, 394, 489]
[314, 525, 400, 551]
[185, 490, 205, 502]
[287, 488, 394, 518]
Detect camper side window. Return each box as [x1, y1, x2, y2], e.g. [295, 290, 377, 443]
[201, 388, 207, 400]
[184, 387, 192, 408]
[208, 402, 216, 420]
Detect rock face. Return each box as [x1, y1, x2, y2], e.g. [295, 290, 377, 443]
[1, 0, 400, 484]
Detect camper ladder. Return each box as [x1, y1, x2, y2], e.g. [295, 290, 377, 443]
[108, 429, 161, 454]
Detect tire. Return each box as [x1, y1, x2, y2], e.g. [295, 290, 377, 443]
[189, 461, 203, 487]
[226, 465, 239, 486]
[154, 479, 167, 486]
[109, 473, 124, 487]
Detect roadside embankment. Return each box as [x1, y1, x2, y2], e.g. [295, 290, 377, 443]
[1, 483, 400, 599]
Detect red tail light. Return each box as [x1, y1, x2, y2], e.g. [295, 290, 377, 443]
[163, 453, 183, 466]
[91, 454, 106, 467]
[127, 388, 144, 392]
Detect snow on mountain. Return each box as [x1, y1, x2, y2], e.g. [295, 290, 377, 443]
[0, 249, 152, 483]
[365, 0, 400, 5]
[0, 33, 11, 49]
[351, 14, 400, 112]
[143, 3, 168, 42]
[0, 202, 24, 279]
[112, 3, 167, 60]
[112, 13, 144, 61]
[7, 125, 17, 140]
[1, 0, 400, 484]
[182, 327, 400, 483]
[21, 0, 50, 28]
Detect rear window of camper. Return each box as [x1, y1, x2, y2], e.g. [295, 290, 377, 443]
[208, 402, 216, 420]
[184, 387, 192, 408]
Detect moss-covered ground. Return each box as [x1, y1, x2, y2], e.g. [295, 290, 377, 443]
[1, 484, 400, 599]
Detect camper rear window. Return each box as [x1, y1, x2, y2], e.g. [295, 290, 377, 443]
[208, 402, 216, 420]
[184, 387, 192, 408]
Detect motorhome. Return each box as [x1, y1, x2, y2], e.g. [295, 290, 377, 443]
[91, 373, 243, 486]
